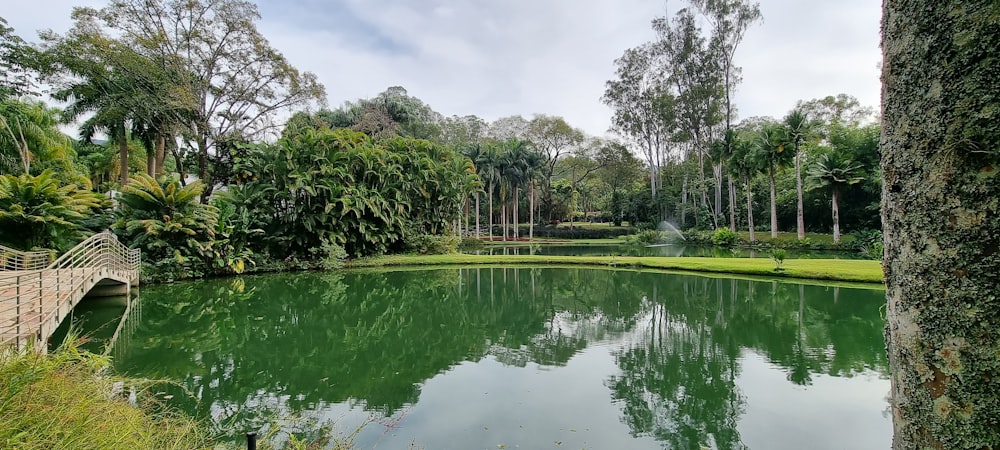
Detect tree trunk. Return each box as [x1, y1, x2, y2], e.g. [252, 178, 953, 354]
[831, 189, 840, 244]
[882, 1, 1000, 447]
[769, 163, 778, 238]
[529, 182, 534, 240]
[146, 145, 156, 177]
[118, 127, 129, 186]
[502, 203, 507, 241]
[154, 134, 166, 177]
[728, 176, 737, 231]
[488, 183, 494, 241]
[514, 186, 519, 239]
[169, 137, 185, 186]
[681, 175, 688, 227]
[745, 177, 755, 242]
[714, 163, 723, 229]
[795, 151, 805, 240]
[475, 192, 481, 239]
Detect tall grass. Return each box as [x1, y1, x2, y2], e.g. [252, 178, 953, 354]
[0, 341, 211, 450]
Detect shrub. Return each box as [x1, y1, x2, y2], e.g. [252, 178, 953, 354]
[0, 170, 103, 251]
[403, 234, 460, 255]
[711, 227, 740, 247]
[458, 238, 486, 251]
[771, 248, 787, 272]
[625, 229, 663, 246]
[115, 175, 219, 279]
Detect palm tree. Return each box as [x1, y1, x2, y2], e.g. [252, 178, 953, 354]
[0, 99, 74, 175]
[462, 144, 487, 238]
[784, 109, 817, 240]
[757, 122, 792, 238]
[523, 149, 545, 240]
[807, 153, 863, 243]
[728, 134, 761, 242]
[476, 144, 502, 241]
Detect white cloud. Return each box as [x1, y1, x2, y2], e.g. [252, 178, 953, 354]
[4, 0, 882, 137]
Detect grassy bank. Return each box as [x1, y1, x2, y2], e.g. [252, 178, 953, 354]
[348, 254, 885, 284]
[0, 344, 210, 450]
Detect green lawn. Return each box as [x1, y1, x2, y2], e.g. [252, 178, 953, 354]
[736, 231, 855, 245]
[347, 254, 884, 285]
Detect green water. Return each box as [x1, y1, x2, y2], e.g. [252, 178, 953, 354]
[109, 268, 889, 449]
[467, 244, 867, 259]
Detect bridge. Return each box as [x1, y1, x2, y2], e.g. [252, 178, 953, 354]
[0, 231, 140, 351]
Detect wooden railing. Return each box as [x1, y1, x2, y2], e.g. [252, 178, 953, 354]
[0, 232, 140, 350]
[0, 244, 53, 270]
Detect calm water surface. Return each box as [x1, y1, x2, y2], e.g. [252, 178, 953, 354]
[467, 244, 867, 259]
[96, 268, 888, 449]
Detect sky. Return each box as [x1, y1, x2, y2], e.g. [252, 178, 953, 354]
[3, 0, 882, 138]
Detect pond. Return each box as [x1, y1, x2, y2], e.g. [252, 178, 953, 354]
[77, 267, 889, 449]
[466, 244, 868, 259]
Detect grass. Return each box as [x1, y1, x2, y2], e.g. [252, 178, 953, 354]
[736, 231, 856, 246]
[347, 254, 885, 285]
[0, 342, 211, 450]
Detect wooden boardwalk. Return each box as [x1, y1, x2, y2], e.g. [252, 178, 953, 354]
[0, 233, 139, 351]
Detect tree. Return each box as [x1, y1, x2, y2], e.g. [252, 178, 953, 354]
[524, 115, 585, 222]
[881, 1, 1000, 448]
[757, 122, 791, 238]
[603, 44, 674, 200]
[807, 153, 861, 244]
[88, 0, 325, 200]
[0, 17, 39, 99]
[0, 99, 74, 175]
[784, 109, 817, 240]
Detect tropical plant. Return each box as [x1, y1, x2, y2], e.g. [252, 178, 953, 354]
[0, 99, 75, 176]
[711, 227, 739, 247]
[784, 108, 818, 240]
[757, 121, 792, 238]
[807, 153, 863, 243]
[0, 170, 102, 251]
[115, 174, 219, 278]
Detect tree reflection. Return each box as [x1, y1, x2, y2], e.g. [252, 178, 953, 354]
[110, 268, 887, 445]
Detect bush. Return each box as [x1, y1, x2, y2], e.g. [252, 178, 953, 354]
[771, 248, 787, 272]
[458, 237, 486, 251]
[0, 170, 103, 251]
[711, 227, 740, 247]
[625, 229, 663, 246]
[403, 234, 460, 255]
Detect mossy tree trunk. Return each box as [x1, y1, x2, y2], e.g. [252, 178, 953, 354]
[881, 1, 1000, 448]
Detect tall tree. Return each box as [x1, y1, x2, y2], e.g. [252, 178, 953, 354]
[603, 44, 675, 200]
[88, 0, 325, 200]
[0, 17, 40, 99]
[784, 109, 817, 240]
[881, 1, 1000, 448]
[524, 115, 585, 222]
[756, 122, 791, 238]
[807, 153, 862, 244]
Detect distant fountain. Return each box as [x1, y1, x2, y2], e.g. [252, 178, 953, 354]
[659, 221, 686, 241]
[646, 221, 686, 247]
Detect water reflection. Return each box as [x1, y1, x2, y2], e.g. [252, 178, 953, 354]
[110, 268, 888, 448]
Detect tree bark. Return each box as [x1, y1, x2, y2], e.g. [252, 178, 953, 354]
[475, 192, 480, 239]
[881, 1, 1000, 448]
[832, 189, 841, 244]
[745, 177, 755, 242]
[154, 134, 166, 177]
[118, 126, 129, 186]
[529, 182, 534, 240]
[488, 183, 494, 241]
[728, 176, 737, 231]
[795, 151, 805, 239]
[769, 163, 778, 238]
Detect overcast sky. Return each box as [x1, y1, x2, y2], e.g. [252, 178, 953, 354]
[4, 0, 881, 137]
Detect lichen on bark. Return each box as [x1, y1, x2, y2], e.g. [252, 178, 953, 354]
[881, 0, 1000, 449]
